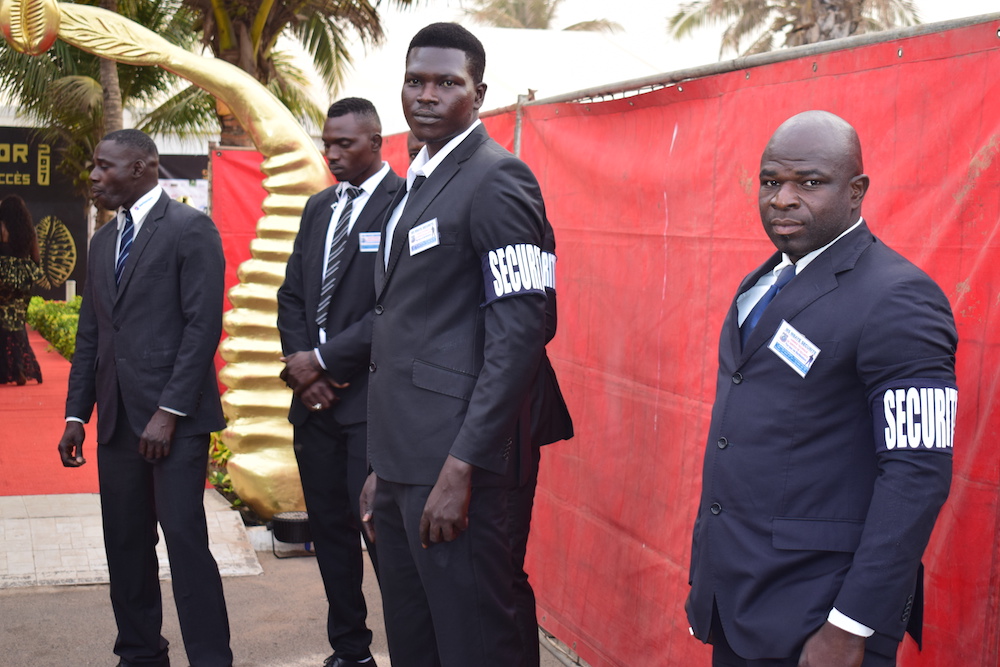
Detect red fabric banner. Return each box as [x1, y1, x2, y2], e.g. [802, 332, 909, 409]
[516, 19, 1000, 667]
[213, 18, 1000, 664]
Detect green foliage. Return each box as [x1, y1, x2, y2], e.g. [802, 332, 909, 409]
[26, 296, 81, 361]
[208, 431, 263, 525]
[0, 0, 201, 202]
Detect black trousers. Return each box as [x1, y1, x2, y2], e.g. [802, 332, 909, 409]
[374, 478, 521, 667]
[508, 446, 542, 667]
[97, 419, 231, 667]
[710, 604, 899, 667]
[293, 417, 376, 660]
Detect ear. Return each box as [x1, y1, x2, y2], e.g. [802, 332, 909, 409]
[371, 132, 383, 152]
[473, 82, 487, 111]
[132, 159, 147, 179]
[850, 173, 869, 207]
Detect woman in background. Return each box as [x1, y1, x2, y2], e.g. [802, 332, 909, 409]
[0, 194, 43, 385]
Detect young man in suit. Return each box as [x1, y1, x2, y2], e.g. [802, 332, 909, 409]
[277, 97, 402, 667]
[57, 129, 232, 667]
[357, 22, 553, 667]
[686, 111, 958, 667]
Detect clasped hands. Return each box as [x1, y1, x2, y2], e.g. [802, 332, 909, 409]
[280, 350, 348, 411]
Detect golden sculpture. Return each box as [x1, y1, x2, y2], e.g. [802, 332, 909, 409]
[35, 215, 77, 290]
[1, 0, 332, 518]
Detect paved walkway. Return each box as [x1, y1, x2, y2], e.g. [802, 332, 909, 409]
[0, 490, 262, 588]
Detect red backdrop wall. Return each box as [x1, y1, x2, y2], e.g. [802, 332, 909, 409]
[211, 18, 1000, 666]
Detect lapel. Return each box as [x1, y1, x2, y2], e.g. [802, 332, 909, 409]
[320, 172, 402, 307]
[92, 222, 118, 308]
[376, 125, 490, 298]
[738, 223, 875, 360]
[304, 186, 341, 315]
[115, 192, 168, 305]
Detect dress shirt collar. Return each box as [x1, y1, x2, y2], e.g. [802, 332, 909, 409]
[406, 119, 482, 190]
[783, 216, 864, 274]
[117, 185, 163, 237]
[333, 161, 390, 206]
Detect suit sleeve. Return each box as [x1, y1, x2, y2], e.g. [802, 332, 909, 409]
[832, 273, 957, 638]
[277, 195, 318, 356]
[449, 157, 547, 471]
[316, 312, 373, 380]
[65, 250, 100, 421]
[157, 211, 226, 414]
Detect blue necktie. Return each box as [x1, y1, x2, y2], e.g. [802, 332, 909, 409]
[316, 186, 361, 330]
[741, 265, 795, 347]
[115, 210, 134, 285]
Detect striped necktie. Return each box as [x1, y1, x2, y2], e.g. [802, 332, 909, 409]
[115, 210, 134, 285]
[316, 186, 362, 330]
[741, 264, 795, 347]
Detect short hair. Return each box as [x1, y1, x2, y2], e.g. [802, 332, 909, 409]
[327, 97, 382, 133]
[408, 23, 486, 84]
[101, 128, 158, 159]
[0, 194, 37, 260]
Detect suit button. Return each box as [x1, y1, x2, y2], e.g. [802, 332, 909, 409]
[113, 324, 120, 332]
[717, 437, 729, 450]
[374, 305, 384, 315]
[710, 503, 722, 515]
[732, 372, 743, 384]
[368, 362, 376, 372]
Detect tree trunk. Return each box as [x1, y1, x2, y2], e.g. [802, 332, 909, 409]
[98, 0, 123, 136]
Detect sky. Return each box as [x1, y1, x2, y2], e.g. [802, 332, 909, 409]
[327, 0, 1000, 135]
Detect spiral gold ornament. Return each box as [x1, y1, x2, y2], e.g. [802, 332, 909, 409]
[1, 1, 333, 518]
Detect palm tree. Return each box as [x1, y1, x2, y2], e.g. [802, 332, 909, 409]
[668, 0, 920, 58]
[466, 0, 622, 33]
[168, 0, 415, 145]
[0, 0, 200, 204]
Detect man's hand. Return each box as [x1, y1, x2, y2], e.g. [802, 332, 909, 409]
[419, 455, 473, 548]
[360, 472, 377, 544]
[280, 351, 324, 393]
[298, 377, 344, 412]
[798, 621, 865, 667]
[138, 409, 178, 461]
[58, 422, 87, 467]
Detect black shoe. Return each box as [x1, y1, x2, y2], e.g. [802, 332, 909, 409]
[323, 656, 377, 667]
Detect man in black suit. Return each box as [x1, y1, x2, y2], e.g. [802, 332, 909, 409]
[687, 111, 958, 667]
[58, 129, 231, 667]
[277, 97, 402, 667]
[357, 22, 554, 667]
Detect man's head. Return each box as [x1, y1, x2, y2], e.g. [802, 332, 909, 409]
[323, 97, 384, 185]
[406, 131, 425, 163]
[758, 110, 869, 263]
[90, 129, 160, 211]
[403, 23, 487, 157]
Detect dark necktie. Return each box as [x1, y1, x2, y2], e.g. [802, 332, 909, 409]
[316, 186, 362, 330]
[115, 210, 134, 285]
[741, 264, 796, 347]
[386, 175, 427, 270]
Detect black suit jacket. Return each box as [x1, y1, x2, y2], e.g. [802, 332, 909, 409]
[277, 168, 403, 426]
[686, 223, 958, 658]
[66, 191, 226, 441]
[368, 124, 549, 486]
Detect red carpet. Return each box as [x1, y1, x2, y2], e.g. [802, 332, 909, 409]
[0, 329, 100, 496]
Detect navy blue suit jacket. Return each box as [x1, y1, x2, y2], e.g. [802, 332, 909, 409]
[687, 222, 957, 659]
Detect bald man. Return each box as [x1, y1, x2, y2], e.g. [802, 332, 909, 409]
[686, 111, 958, 667]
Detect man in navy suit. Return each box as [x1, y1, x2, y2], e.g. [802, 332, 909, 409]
[357, 23, 556, 667]
[686, 111, 958, 667]
[277, 97, 403, 667]
[58, 129, 231, 667]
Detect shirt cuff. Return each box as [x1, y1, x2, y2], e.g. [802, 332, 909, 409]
[828, 608, 875, 637]
[159, 406, 187, 417]
[65, 417, 85, 424]
[313, 348, 327, 370]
